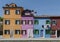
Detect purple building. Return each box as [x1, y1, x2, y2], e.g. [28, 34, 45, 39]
[21, 9, 34, 38]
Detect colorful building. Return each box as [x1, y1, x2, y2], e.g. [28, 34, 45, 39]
[2, 3, 60, 39]
[34, 16, 51, 38]
[21, 9, 34, 38]
[3, 3, 24, 38]
[50, 16, 60, 38]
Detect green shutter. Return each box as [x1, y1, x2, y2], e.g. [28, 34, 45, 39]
[34, 30, 39, 34]
[46, 20, 50, 24]
[46, 30, 51, 34]
[34, 20, 39, 24]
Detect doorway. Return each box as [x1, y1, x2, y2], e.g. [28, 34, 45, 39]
[27, 29, 33, 38]
[10, 30, 14, 38]
[57, 30, 60, 38]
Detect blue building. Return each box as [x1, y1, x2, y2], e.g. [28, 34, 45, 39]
[33, 16, 51, 38]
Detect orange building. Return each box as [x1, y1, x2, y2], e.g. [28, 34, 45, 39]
[3, 3, 24, 38]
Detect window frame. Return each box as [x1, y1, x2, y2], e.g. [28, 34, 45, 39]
[21, 30, 27, 35]
[5, 20, 10, 25]
[34, 20, 39, 25]
[51, 30, 56, 35]
[46, 29, 51, 34]
[28, 20, 33, 25]
[21, 20, 26, 25]
[46, 20, 50, 24]
[4, 10, 10, 15]
[33, 29, 39, 35]
[15, 20, 20, 25]
[4, 30, 10, 34]
[15, 30, 20, 34]
[52, 20, 57, 25]
[15, 10, 20, 15]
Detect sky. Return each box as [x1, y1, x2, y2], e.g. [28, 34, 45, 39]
[0, 0, 60, 16]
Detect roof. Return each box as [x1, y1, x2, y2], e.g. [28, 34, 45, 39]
[34, 15, 60, 19]
[3, 3, 23, 9]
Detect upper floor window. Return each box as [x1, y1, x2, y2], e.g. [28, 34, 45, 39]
[34, 20, 39, 25]
[4, 10, 10, 15]
[21, 30, 27, 35]
[15, 10, 20, 15]
[15, 20, 20, 25]
[15, 30, 20, 34]
[33, 29, 39, 35]
[46, 25, 50, 29]
[28, 20, 33, 25]
[25, 13, 30, 15]
[4, 30, 10, 34]
[52, 20, 56, 25]
[5, 20, 10, 25]
[46, 20, 50, 24]
[21, 20, 26, 25]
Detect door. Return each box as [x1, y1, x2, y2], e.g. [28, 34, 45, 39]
[40, 30, 44, 38]
[10, 30, 14, 38]
[57, 30, 60, 38]
[27, 29, 33, 38]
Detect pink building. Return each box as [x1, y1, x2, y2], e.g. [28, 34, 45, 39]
[21, 9, 34, 38]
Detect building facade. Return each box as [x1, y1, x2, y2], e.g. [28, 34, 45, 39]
[34, 16, 51, 38]
[3, 3, 24, 38]
[51, 16, 60, 38]
[2, 3, 60, 39]
[21, 9, 34, 38]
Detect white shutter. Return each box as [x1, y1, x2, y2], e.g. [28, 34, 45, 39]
[23, 21, 25, 25]
[29, 21, 31, 25]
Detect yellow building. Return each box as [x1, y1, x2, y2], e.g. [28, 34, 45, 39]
[3, 3, 24, 38]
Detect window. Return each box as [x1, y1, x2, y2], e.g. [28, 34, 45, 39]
[4, 30, 10, 34]
[15, 20, 20, 25]
[25, 13, 30, 15]
[22, 20, 26, 25]
[46, 25, 50, 29]
[33, 29, 39, 34]
[5, 20, 10, 25]
[46, 20, 50, 24]
[42, 25, 44, 28]
[46, 30, 51, 34]
[4, 10, 10, 15]
[52, 20, 56, 25]
[51, 30, 55, 35]
[28, 20, 33, 25]
[21, 30, 27, 35]
[15, 10, 20, 14]
[15, 30, 20, 34]
[34, 20, 39, 25]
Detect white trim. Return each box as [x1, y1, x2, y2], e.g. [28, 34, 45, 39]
[55, 30, 57, 38]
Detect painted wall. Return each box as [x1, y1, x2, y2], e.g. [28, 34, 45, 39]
[34, 18, 51, 38]
[3, 4, 24, 38]
[22, 17, 34, 38]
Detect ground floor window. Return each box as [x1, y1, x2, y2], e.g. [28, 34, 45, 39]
[46, 29, 51, 34]
[21, 30, 27, 35]
[4, 30, 10, 34]
[15, 30, 20, 34]
[51, 30, 56, 35]
[33, 29, 39, 35]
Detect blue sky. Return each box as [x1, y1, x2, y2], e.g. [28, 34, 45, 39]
[0, 0, 60, 16]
